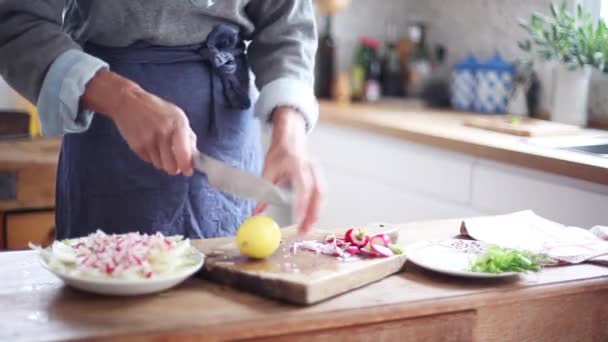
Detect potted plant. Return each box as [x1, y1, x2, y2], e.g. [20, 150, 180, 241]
[518, 1, 607, 126]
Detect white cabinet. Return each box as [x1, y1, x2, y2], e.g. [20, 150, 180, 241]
[301, 122, 608, 229]
[316, 163, 483, 228]
[307, 123, 484, 227]
[471, 160, 608, 228]
[309, 123, 475, 205]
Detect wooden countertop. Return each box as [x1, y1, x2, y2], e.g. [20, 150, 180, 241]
[2, 217, 607, 341]
[0, 137, 60, 166]
[318, 100, 608, 186]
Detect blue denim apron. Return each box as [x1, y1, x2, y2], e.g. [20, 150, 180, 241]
[55, 24, 262, 239]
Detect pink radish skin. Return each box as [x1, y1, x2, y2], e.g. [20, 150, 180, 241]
[369, 234, 392, 247]
[346, 246, 360, 255]
[359, 247, 379, 257]
[345, 228, 370, 248]
[371, 244, 394, 257]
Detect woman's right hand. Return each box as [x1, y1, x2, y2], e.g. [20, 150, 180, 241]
[81, 69, 196, 176]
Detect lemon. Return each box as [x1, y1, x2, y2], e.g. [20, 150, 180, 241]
[236, 216, 281, 259]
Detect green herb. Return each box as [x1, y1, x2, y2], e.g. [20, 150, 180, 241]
[469, 246, 549, 274]
[389, 244, 404, 255]
[510, 116, 522, 125]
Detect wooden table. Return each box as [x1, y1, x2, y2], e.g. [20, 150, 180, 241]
[1, 218, 607, 342]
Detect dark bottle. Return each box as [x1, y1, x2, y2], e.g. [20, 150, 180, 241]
[407, 22, 432, 97]
[381, 42, 403, 97]
[314, 16, 335, 99]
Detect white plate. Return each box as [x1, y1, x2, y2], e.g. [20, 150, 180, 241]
[39, 249, 205, 296]
[406, 239, 519, 278]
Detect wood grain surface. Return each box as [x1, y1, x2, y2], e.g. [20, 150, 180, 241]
[463, 115, 581, 137]
[1, 216, 606, 341]
[200, 226, 405, 304]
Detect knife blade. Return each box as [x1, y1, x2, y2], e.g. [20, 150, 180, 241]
[192, 150, 293, 207]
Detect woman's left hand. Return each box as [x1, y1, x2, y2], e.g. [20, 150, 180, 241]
[255, 107, 326, 234]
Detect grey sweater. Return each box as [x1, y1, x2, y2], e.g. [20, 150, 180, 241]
[0, 0, 319, 135]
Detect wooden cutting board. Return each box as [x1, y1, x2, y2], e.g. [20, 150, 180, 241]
[463, 115, 581, 137]
[194, 225, 406, 305]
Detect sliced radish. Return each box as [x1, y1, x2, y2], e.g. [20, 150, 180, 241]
[345, 228, 369, 248]
[325, 234, 336, 243]
[369, 233, 391, 247]
[371, 244, 394, 257]
[359, 246, 379, 257]
[346, 246, 360, 255]
[344, 228, 355, 243]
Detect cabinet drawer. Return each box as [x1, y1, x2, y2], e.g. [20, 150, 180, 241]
[5, 210, 55, 250]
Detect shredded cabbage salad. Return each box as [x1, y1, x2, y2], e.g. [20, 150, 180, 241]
[469, 245, 551, 274]
[31, 230, 200, 280]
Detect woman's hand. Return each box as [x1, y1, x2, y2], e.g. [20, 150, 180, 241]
[81, 69, 196, 175]
[255, 107, 326, 234]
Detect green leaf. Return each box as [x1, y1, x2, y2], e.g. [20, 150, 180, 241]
[560, 0, 568, 15]
[518, 20, 533, 34]
[518, 40, 532, 52]
[550, 2, 559, 18]
[469, 246, 550, 274]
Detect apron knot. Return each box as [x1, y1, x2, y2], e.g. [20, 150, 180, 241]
[200, 24, 251, 110]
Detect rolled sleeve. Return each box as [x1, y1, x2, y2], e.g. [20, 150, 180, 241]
[246, 0, 318, 133]
[37, 49, 108, 136]
[254, 77, 319, 132]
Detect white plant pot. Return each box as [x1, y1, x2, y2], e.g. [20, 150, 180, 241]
[587, 69, 608, 124]
[551, 64, 592, 126]
[534, 59, 557, 116]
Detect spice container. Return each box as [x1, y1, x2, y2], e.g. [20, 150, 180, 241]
[451, 55, 479, 111]
[474, 53, 514, 114]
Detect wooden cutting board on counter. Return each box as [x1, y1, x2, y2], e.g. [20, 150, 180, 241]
[193, 225, 406, 305]
[463, 115, 581, 137]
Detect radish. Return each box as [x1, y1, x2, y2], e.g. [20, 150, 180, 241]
[346, 246, 360, 255]
[335, 239, 346, 248]
[345, 228, 370, 248]
[371, 244, 394, 257]
[359, 246, 379, 257]
[369, 233, 391, 247]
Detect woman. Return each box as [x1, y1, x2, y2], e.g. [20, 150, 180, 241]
[0, 0, 324, 239]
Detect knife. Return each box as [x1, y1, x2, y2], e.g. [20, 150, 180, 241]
[192, 150, 293, 207]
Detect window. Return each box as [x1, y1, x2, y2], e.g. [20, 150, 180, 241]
[602, 0, 608, 22]
[577, 0, 603, 22]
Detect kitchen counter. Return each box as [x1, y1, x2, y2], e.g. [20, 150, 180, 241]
[0, 137, 60, 250]
[318, 100, 608, 186]
[2, 217, 607, 341]
[0, 137, 60, 211]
